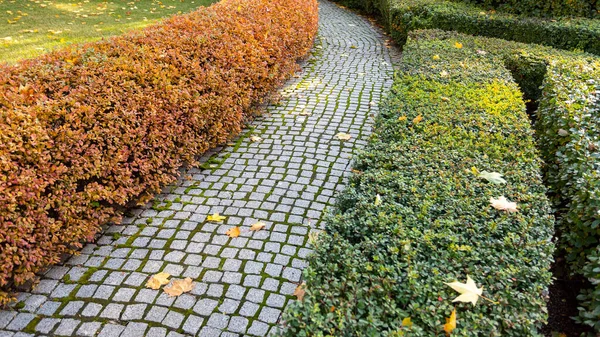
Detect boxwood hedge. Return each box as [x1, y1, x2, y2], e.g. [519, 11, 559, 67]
[0, 0, 318, 304]
[330, 0, 600, 55]
[455, 0, 598, 19]
[280, 32, 554, 336]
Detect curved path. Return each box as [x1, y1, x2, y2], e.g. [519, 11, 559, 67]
[0, 1, 399, 336]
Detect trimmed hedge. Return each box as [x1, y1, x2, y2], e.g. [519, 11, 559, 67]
[456, 0, 599, 19]
[280, 31, 554, 336]
[0, 0, 318, 304]
[330, 0, 600, 55]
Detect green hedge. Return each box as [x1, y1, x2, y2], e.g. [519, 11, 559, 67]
[280, 31, 554, 336]
[329, 0, 600, 55]
[455, 0, 599, 18]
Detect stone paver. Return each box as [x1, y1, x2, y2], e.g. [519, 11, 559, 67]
[0, 1, 398, 336]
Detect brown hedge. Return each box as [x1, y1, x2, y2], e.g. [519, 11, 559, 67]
[0, 0, 318, 304]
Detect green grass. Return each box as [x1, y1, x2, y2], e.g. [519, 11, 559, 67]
[0, 0, 218, 64]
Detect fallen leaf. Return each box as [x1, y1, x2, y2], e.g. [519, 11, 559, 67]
[336, 133, 351, 141]
[374, 194, 382, 206]
[402, 317, 413, 328]
[294, 282, 306, 301]
[146, 272, 170, 290]
[478, 171, 506, 184]
[454, 41, 463, 49]
[446, 275, 483, 305]
[443, 309, 457, 335]
[226, 226, 241, 238]
[250, 222, 266, 231]
[490, 196, 518, 213]
[207, 213, 226, 222]
[413, 115, 423, 124]
[164, 277, 195, 297]
[250, 135, 262, 142]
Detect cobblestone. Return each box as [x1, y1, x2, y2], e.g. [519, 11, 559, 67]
[0, 1, 398, 336]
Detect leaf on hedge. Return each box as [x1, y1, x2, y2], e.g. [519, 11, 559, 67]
[413, 115, 423, 124]
[146, 272, 171, 290]
[446, 275, 483, 305]
[402, 317, 413, 328]
[441, 96, 450, 102]
[478, 171, 506, 184]
[433, 54, 440, 60]
[398, 116, 407, 122]
[374, 194, 382, 206]
[470, 166, 479, 175]
[454, 41, 463, 49]
[207, 213, 226, 222]
[490, 196, 518, 213]
[250, 135, 263, 142]
[226, 226, 241, 238]
[558, 129, 569, 136]
[330, 305, 336, 312]
[440, 70, 449, 77]
[250, 222, 266, 231]
[476, 50, 487, 55]
[164, 277, 195, 297]
[443, 309, 456, 335]
[336, 133, 351, 141]
[294, 282, 306, 300]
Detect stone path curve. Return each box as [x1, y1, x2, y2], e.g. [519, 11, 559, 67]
[0, 1, 399, 336]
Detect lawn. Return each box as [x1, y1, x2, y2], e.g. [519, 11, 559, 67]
[0, 0, 218, 64]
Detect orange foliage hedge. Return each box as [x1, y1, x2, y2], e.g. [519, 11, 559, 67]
[0, 0, 318, 303]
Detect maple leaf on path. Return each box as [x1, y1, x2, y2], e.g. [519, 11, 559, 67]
[250, 222, 266, 231]
[164, 277, 195, 297]
[446, 275, 483, 305]
[207, 213, 226, 222]
[146, 272, 170, 290]
[226, 226, 241, 238]
[443, 309, 457, 335]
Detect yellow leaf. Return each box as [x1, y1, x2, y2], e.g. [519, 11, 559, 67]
[336, 133, 351, 141]
[433, 54, 440, 60]
[250, 222, 266, 231]
[446, 275, 483, 305]
[207, 213, 226, 222]
[443, 309, 456, 335]
[226, 226, 241, 238]
[250, 135, 262, 142]
[490, 196, 518, 213]
[402, 317, 413, 328]
[398, 116, 407, 122]
[374, 194, 382, 206]
[146, 272, 170, 290]
[413, 115, 423, 124]
[470, 166, 479, 175]
[454, 41, 463, 49]
[164, 277, 195, 297]
[294, 282, 306, 301]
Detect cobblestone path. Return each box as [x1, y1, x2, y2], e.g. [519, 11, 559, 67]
[0, 1, 399, 336]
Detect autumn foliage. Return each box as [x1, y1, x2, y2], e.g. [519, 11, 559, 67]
[0, 0, 318, 303]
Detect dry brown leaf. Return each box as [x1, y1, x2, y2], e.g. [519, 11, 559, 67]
[250, 135, 263, 142]
[294, 282, 306, 301]
[146, 272, 171, 290]
[226, 226, 241, 238]
[336, 133, 351, 141]
[164, 277, 195, 297]
[250, 222, 266, 231]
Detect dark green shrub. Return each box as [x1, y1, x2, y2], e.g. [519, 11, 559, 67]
[280, 32, 554, 336]
[455, 0, 598, 18]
